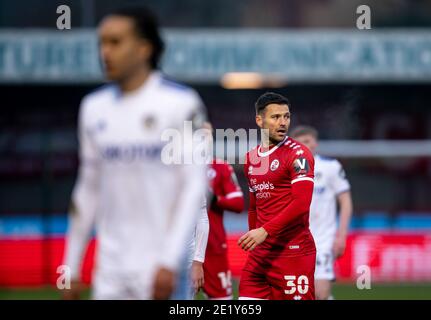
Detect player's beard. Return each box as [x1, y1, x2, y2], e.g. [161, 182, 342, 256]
[269, 131, 286, 145]
[269, 136, 282, 145]
[261, 127, 286, 146]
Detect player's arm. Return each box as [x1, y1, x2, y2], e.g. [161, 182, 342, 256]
[154, 96, 207, 299]
[262, 150, 315, 238]
[332, 162, 353, 258]
[262, 180, 313, 236]
[333, 191, 353, 258]
[248, 192, 257, 230]
[62, 99, 99, 299]
[247, 189, 257, 230]
[191, 199, 209, 292]
[237, 161, 259, 250]
[214, 164, 244, 213]
[244, 160, 257, 230]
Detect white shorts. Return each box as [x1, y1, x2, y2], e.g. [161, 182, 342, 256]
[92, 269, 155, 300]
[314, 250, 335, 281]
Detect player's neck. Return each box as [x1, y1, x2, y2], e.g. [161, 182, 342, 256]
[260, 137, 281, 150]
[260, 136, 271, 149]
[118, 66, 152, 93]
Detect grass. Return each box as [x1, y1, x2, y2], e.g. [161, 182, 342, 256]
[1, 282, 431, 300]
[332, 282, 431, 300]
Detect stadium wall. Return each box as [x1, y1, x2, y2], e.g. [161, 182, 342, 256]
[1, 215, 431, 287]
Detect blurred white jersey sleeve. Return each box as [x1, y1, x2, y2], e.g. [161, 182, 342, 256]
[64, 98, 99, 280]
[329, 160, 350, 195]
[193, 198, 209, 263]
[158, 92, 208, 271]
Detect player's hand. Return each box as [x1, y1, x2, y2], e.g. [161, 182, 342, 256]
[152, 267, 176, 300]
[61, 279, 84, 300]
[238, 227, 268, 251]
[332, 234, 347, 259]
[190, 261, 204, 293]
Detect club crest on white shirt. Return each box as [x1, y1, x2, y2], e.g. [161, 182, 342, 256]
[270, 159, 280, 171]
[142, 115, 156, 130]
[207, 168, 217, 180]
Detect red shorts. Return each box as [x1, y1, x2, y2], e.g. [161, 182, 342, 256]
[203, 253, 233, 299]
[239, 251, 316, 300]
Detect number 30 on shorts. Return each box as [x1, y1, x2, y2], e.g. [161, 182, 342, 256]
[284, 275, 309, 295]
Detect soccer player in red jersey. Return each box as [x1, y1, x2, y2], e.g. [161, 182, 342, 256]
[204, 160, 244, 299]
[202, 123, 245, 299]
[238, 92, 316, 300]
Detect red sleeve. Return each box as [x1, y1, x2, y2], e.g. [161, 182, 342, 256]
[262, 147, 315, 237]
[215, 164, 244, 213]
[244, 159, 257, 230]
[217, 197, 244, 213]
[248, 190, 257, 230]
[262, 181, 313, 237]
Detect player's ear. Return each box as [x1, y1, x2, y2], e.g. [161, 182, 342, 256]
[139, 39, 153, 63]
[256, 114, 263, 128]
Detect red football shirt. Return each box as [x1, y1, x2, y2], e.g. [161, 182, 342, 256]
[244, 136, 316, 257]
[206, 160, 244, 255]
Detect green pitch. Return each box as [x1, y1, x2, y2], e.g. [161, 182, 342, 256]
[1, 282, 430, 300]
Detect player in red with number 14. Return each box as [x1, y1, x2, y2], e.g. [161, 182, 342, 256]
[238, 92, 316, 300]
[202, 122, 245, 299]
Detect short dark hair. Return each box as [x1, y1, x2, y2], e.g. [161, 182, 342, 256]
[255, 92, 290, 115]
[110, 6, 165, 69]
[290, 125, 319, 139]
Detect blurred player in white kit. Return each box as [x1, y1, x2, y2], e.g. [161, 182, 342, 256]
[171, 196, 209, 300]
[291, 126, 353, 300]
[171, 125, 213, 300]
[62, 6, 208, 300]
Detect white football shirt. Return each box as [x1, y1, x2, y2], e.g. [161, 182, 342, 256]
[309, 155, 350, 251]
[64, 71, 207, 280]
